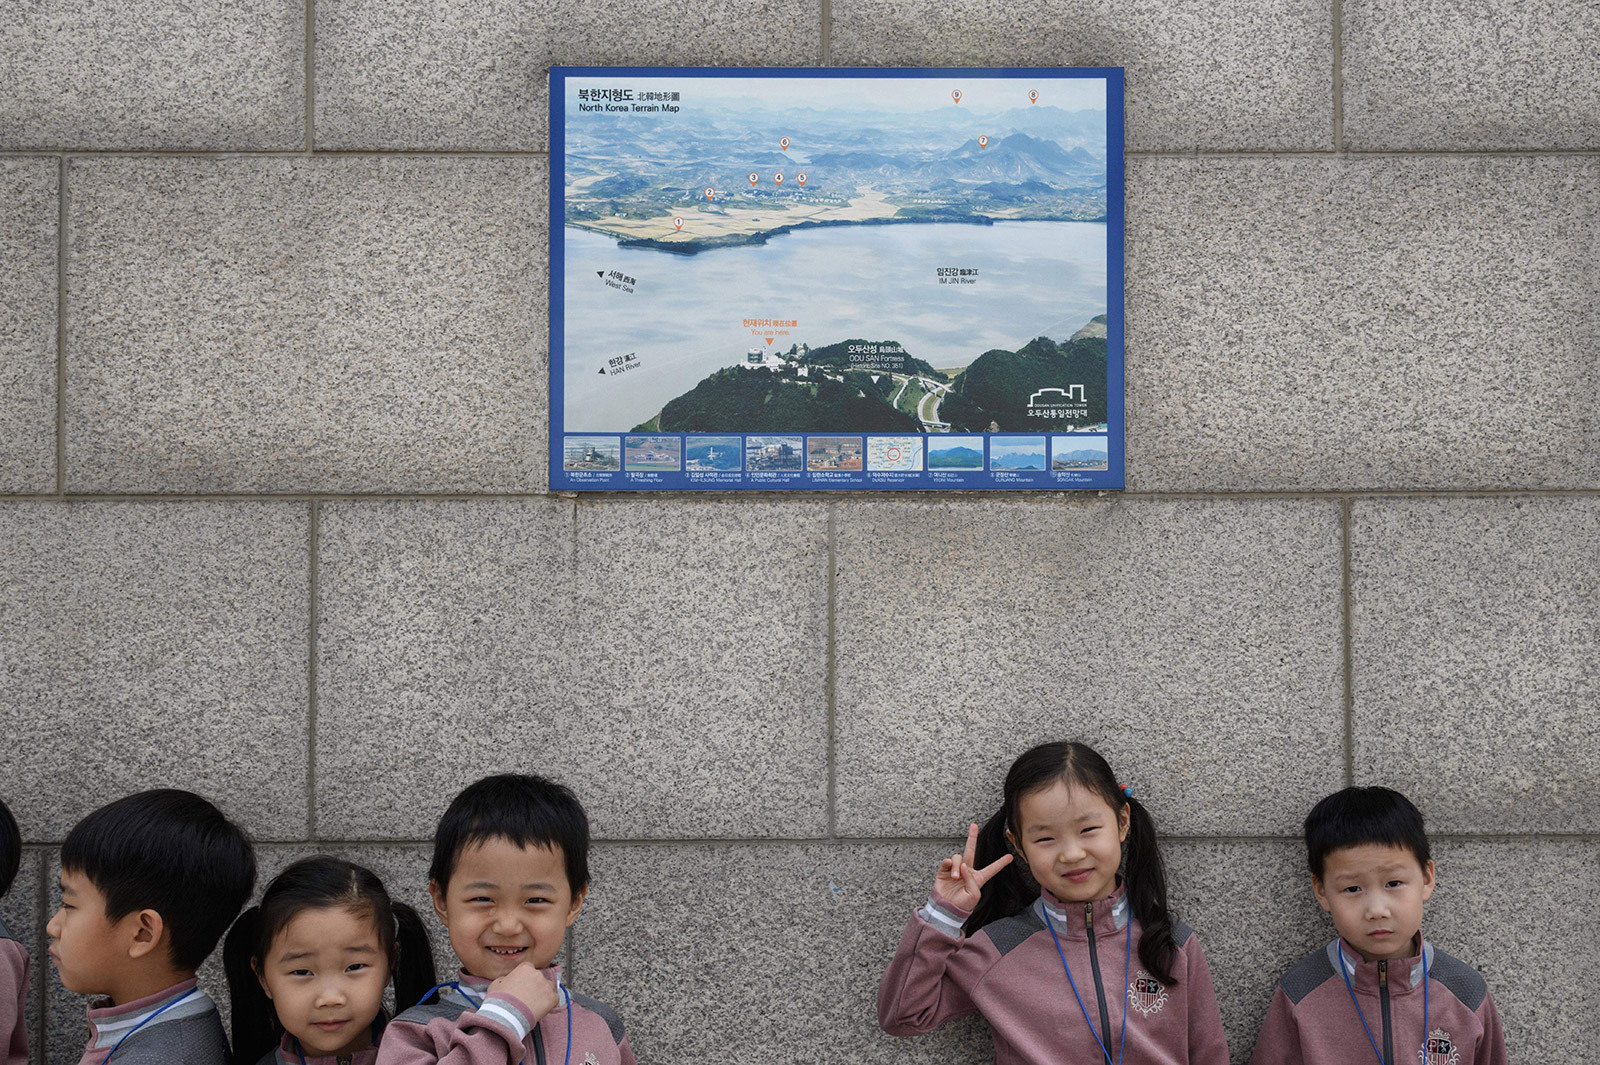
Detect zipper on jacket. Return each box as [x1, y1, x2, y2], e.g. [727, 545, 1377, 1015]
[1378, 961, 1393, 1065]
[1084, 902, 1113, 1058]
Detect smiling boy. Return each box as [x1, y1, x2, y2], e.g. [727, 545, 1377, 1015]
[1249, 787, 1507, 1065]
[378, 774, 634, 1065]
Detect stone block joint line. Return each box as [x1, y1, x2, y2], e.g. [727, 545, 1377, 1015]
[55, 154, 66, 497]
[307, 499, 321, 839]
[1332, 0, 1344, 149]
[1341, 497, 1354, 786]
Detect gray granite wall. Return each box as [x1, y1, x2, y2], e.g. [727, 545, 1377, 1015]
[1, 2, 1596, 1063]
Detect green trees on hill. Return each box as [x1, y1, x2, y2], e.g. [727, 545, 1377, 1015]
[639, 368, 921, 433]
[941, 335, 1108, 432]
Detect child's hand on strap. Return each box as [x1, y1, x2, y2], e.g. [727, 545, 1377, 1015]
[932, 823, 1013, 911]
[488, 961, 559, 1024]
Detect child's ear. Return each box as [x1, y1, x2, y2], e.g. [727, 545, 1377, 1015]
[1117, 803, 1130, 843]
[1420, 860, 1436, 901]
[1310, 876, 1332, 913]
[564, 885, 587, 928]
[428, 880, 449, 927]
[125, 909, 165, 960]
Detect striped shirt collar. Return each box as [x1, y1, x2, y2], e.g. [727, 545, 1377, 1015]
[1036, 884, 1130, 936]
[86, 979, 212, 1050]
[1328, 935, 1434, 993]
[447, 967, 570, 1013]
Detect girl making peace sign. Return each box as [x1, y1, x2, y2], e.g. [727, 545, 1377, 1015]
[877, 742, 1230, 1065]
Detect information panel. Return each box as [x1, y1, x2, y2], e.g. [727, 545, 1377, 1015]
[550, 66, 1124, 491]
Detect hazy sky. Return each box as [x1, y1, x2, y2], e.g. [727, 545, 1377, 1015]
[564, 73, 1107, 115]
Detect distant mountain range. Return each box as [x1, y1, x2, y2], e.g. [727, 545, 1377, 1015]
[991, 451, 1046, 470]
[928, 446, 984, 468]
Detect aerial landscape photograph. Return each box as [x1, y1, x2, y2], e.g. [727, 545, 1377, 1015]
[557, 72, 1114, 443]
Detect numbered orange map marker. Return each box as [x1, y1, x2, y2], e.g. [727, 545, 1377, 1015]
[705, 187, 715, 200]
[674, 217, 683, 231]
[774, 172, 784, 185]
[951, 89, 962, 103]
[1029, 89, 1039, 104]
[780, 137, 790, 151]
[978, 135, 989, 149]
[748, 172, 759, 186]
[797, 173, 807, 186]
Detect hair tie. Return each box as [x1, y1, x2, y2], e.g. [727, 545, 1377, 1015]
[1119, 784, 1133, 799]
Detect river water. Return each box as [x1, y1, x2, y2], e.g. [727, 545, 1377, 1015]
[560, 220, 1107, 431]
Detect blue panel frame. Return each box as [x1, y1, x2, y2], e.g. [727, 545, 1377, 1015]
[549, 65, 1124, 492]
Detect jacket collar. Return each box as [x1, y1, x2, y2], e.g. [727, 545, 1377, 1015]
[86, 979, 209, 1050]
[1036, 884, 1130, 938]
[449, 965, 569, 1013]
[1327, 935, 1433, 996]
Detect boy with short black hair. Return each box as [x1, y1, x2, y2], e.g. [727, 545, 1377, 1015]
[1249, 787, 1507, 1065]
[48, 789, 256, 1065]
[1, 798, 28, 1065]
[379, 773, 634, 1065]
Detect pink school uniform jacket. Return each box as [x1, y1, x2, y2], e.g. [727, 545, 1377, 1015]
[0, 915, 27, 1065]
[1248, 936, 1506, 1065]
[376, 969, 634, 1065]
[879, 886, 1230, 1065]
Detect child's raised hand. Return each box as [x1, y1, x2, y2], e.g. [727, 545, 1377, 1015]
[487, 961, 559, 1023]
[932, 823, 1013, 911]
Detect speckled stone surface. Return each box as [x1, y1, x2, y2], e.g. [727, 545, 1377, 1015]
[65, 157, 547, 494]
[1125, 155, 1600, 491]
[315, 499, 830, 840]
[0, 160, 56, 494]
[830, 0, 1331, 151]
[0, 502, 309, 842]
[1426, 839, 1598, 1061]
[314, 0, 821, 150]
[1165, 840, 1325, 1062]
[834, 498, 1345, 838]
[1344, 0, 1600, 149]
[0, 0, 302, 150]
[0, 850, 43, 1065]
[315, 500, 576, 840]
[575, 842, 991, 1065]
[1350, 498, 1600, 834]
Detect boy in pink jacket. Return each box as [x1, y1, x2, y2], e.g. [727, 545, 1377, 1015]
[1249, 787, 1507, 1065]
[377, 774, 634, 1065]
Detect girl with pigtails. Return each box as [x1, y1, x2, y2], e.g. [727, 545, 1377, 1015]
[223, 857, 437, 1065]
[878, 741, 1229, 1065]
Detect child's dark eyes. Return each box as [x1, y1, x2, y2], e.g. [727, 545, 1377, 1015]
[1386, 880, 1404, 889]
[526, 897, 550, 906]
[346, 963, 370, 973]
[289, 968, 313, 977]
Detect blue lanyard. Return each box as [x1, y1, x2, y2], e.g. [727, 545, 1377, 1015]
[102, 989, 200, 1063]
[1041, 905, 1131, 1065]
[1335, 942, 1429, 1065]
[414, 980, 572, 1065]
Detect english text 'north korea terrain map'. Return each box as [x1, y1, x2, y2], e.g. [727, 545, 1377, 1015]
[550, 67, 1123, 491]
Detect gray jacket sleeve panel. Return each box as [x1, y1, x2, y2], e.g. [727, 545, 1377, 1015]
[1427, 949, 1489, 1012]
[1278, 946, 1337, 1006]
[568, 993, 627, 1045]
